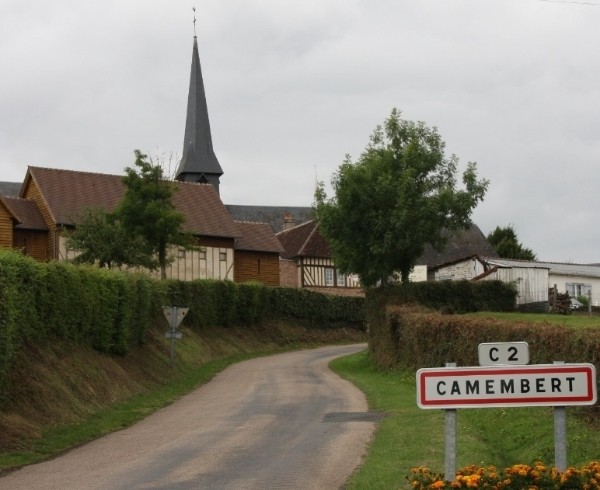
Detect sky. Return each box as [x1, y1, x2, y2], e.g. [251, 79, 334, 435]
[1, 0, 599, 263]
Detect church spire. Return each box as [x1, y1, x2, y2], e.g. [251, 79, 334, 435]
[175, 15, 223, 194]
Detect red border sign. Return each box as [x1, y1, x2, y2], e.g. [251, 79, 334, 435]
[417, 364, 597, 409]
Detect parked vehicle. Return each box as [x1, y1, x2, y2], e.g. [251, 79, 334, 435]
[571, 298, 583, 310]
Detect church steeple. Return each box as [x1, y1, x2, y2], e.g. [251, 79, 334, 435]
[175, 31, 223, 194]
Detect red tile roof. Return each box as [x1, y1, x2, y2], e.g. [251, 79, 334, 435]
[25, 167, 240, 238]
[234, 221, 285, 253]
[0, 196, 48, 230]
[276, 220, 331, 259]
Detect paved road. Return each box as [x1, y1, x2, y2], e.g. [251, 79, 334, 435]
[1, 344, 376, 490]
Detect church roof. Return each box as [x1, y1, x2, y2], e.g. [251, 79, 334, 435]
[23, 166, 240, 239]
[175, 37, 223, 180]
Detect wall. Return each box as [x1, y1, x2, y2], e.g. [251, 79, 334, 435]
[550, 273, 600, 307]
[234, 250, 280, 286]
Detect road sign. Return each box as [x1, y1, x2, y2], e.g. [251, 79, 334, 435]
[165, 331, 183, 340]
[163, 306, 189, 329]
[478, 342, 529, 366]
[417, 364, 597, 409]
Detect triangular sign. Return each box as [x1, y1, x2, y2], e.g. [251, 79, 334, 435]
[162, 307, 189, 329]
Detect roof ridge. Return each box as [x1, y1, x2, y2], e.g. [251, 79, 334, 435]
[275, 218, 315, 236]
[29, 166, 120, 178]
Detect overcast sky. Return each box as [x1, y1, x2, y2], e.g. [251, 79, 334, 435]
[1, 0, 598, 263]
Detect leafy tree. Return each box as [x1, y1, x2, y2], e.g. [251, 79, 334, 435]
[116, 150, 195, 279]
[315, 108, 489, 287]
[66, 150, 195, 278]
[487, 225, 536, 260]
[65, 207, 153, 269]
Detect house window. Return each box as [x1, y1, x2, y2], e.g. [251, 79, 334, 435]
[199, 250, 207, 260]
[219, 251, 227, 261]
[336, 271, 345, 287]
[325, 268, 334, 286]
[566, 283, 591, 298]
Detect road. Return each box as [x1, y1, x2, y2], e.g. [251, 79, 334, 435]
[1, 344, 376, 489]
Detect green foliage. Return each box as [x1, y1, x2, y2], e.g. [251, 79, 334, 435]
[118, 150, 195, 279]
[315, 108, 489, 286]
[487, 225, 537, 260]
[268, 287, 365, 328]
[368, 301, 600, 373]
[65, 150, 196, 278]
[64, 208, 152, 269]
[0, 250, 364, 405]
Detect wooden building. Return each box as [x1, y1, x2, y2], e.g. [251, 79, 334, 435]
[0, 196, 48, 260]
[234, 221, 284, 286]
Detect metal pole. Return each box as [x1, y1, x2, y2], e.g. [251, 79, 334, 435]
[554, 361, 567, 471]
[445, 362, 457, 482]
[170, 307, 177, 365]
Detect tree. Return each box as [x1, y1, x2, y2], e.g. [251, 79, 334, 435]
[66, 150, 194, 278]
[487, 225, 537, 260]
[65, 207, 154, 269]
[314, 108, 489, 286]
[116, 150, 194, 279]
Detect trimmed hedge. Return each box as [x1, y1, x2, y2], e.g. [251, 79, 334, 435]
[371, 305, 600, 373]
[0, 250, 365, 403]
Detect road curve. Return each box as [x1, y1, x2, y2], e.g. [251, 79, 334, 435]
[1, 344, 375, 490]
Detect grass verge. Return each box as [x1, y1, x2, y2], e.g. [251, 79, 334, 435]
[0, 322, 366, 472]
[331, 350, 600, 490]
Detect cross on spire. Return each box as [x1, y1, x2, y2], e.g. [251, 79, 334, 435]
[193, 7, 197, 38]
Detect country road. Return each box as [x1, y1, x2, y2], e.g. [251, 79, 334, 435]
[0, 344, 376, 490]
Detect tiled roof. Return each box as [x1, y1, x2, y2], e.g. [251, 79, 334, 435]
[26, 167, 240, 238]
[234, 221, 285, 253]
[0, 196, 48, 230]
[0, 182, 22, 197]
[277, 221, 497, 268]
[417, 225, 498, 267]
[276, 220, 331, 259]
[226, 205, 313, 233]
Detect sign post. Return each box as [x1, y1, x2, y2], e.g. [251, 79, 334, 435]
[162, 306, 189, 365]
[554, 361, 567, 471]
[444, 362, 457, 482]
[417, 348, 597, 479]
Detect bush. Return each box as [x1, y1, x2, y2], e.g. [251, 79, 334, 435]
[0, 250, 365, 403]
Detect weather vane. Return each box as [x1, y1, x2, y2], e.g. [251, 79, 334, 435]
[193, 7, 197, 37]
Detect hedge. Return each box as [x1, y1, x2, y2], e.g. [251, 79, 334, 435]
[0, 250, 365, 404]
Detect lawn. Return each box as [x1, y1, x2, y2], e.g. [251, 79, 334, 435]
[466, 311, 600, 328]
[331, 350, 600, 490]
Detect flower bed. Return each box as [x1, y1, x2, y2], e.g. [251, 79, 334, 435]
[408, 462, 600, 489]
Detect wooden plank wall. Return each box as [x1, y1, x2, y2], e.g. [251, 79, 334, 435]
[234, 251, 280, 286]
[0, 206, 13, 249]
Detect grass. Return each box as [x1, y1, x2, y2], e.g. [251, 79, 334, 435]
[331, 351, 600, 490]
[0, 322, 367, 472]
[0, 354, 254, 470]
[466, 311, 600, 328]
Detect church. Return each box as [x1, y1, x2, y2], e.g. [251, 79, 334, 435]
[0, 32, 496, 293]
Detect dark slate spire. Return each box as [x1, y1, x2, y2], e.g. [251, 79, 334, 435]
[175, 36, 223, 194]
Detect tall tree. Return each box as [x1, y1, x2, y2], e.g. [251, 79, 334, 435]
[315, 108, 489, 286]
[487, 225, 537, 260]
[66, 150, 194, 278]
[116, 150, 193, 279]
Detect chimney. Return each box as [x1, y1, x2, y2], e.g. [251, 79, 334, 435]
[282, 213, 296, 231]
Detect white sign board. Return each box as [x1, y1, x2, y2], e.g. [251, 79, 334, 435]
[162, 307, 189, 329]
[478, 342, 529, 366]
[417, 364, 597, 409]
